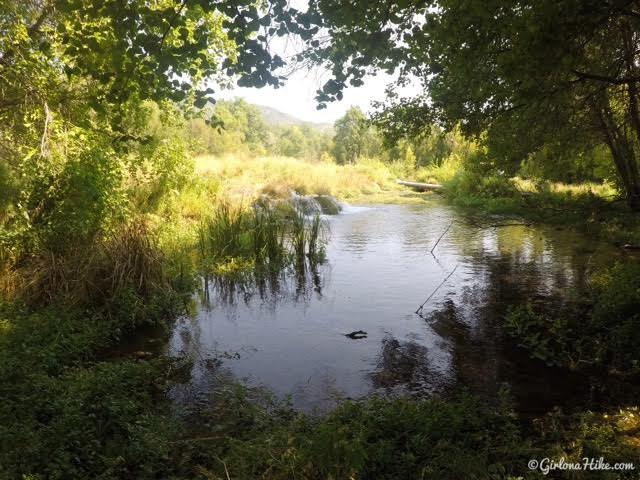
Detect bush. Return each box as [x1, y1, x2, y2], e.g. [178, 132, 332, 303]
[533, 407, 640, 475]
[11, 135, 128, 256]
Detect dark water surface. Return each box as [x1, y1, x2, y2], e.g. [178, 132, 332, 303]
[166, 199, 625, 413]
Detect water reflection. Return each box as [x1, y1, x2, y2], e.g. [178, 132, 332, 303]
[166, 200, 632, 414]
[200, 260, 328, 311]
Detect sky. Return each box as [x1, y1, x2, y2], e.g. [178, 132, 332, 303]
[219, 68, 415, 124]
[217, 30, 421, 124]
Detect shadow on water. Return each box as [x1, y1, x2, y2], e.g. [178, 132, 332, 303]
[370, 335, 444, 395]
[164, 200, 640, 415]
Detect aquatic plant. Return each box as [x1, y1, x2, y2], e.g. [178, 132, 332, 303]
[252, 204, 287, 267]
[289, 206, 308, 264]
[197, 200, 328, 278]
[306, 211, 327, 263]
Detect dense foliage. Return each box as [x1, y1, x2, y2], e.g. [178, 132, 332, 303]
[187, 98, 334, 160]
[305, 0, 640, 209]
[0, 0, 320, 262]
[506, 262, 640, 373]
[2, 2, 640, 479]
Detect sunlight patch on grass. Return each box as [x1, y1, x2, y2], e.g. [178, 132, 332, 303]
[512, 177, 618, 197]
[194, 154, 403, 202]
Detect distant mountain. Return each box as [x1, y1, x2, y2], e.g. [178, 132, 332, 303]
[255, 104, 333, 131]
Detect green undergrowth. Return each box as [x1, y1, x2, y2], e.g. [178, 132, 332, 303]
[117, 382, 640, 480]
[190, 389, 529, 480]
[2, 311, 638, 480]
[0, 301, 181, 479]
[505, 262, 640, 375]
[0, 221, 193, 478]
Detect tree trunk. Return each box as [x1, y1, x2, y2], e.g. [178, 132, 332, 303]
[594, 90, 640, 211]
[621, 21, 640, 211]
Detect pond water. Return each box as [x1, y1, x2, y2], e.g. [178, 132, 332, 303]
[166, 198, 628, 414]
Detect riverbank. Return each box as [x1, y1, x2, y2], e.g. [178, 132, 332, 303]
[424, 167, 640, 247]
[192, 154, 432, 204]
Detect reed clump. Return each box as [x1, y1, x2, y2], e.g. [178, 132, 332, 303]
[197, 200, 327, 277]
[289, 208, 326, 266]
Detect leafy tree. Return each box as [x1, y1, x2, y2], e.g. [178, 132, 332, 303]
[520, 143, 614, 184]
[305, 0, 640, 210]
[332, 106, 381, 164]
[1, 0, 308, 122]
[273, 124, 333, 161]
[0, 0, 317, 254]
[276, 125, 307, 157]
[186, 99, 334, 159]
[189, 99, 270, 155]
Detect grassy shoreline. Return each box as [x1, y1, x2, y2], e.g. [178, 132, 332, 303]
[190, 154, 640, 248]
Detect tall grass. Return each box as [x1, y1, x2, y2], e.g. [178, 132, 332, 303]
[252, 204, 287, 267]
[290, 207, 307, 263]
[194, 154, 401, 202]
[198, 201, 247, 263]
[0, 247, 18, 300]
[197, 201, 287, 273]
[3, 219, 169, 314]
[290, 208, 327, 265]
[307, 212, 325, 261]
[197, 200, 327, 277]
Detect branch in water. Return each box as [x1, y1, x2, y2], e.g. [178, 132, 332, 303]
[431, 221, 454, 255]
[415, 263, 459, 317]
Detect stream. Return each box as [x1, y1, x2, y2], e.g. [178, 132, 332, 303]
[161, 198, 632, 414]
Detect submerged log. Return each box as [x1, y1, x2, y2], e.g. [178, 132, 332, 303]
[396, 179, 443, 191]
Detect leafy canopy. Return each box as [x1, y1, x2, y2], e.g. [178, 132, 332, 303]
[302, 0, 640, 207]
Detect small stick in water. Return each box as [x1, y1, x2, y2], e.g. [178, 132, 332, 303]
[431, 221, 454, 255]
[416, 264, 459, 316]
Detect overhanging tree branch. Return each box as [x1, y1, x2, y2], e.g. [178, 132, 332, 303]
[573, 70, 640, 85]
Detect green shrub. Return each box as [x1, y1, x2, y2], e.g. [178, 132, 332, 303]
[193, 391, 530, 480]
[505, 303, 579, 368]
[533, 407, 640, 475]
[505, 262, 640, 373]
[13, 136, 128, 256]
[0, 299, 183, 479]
